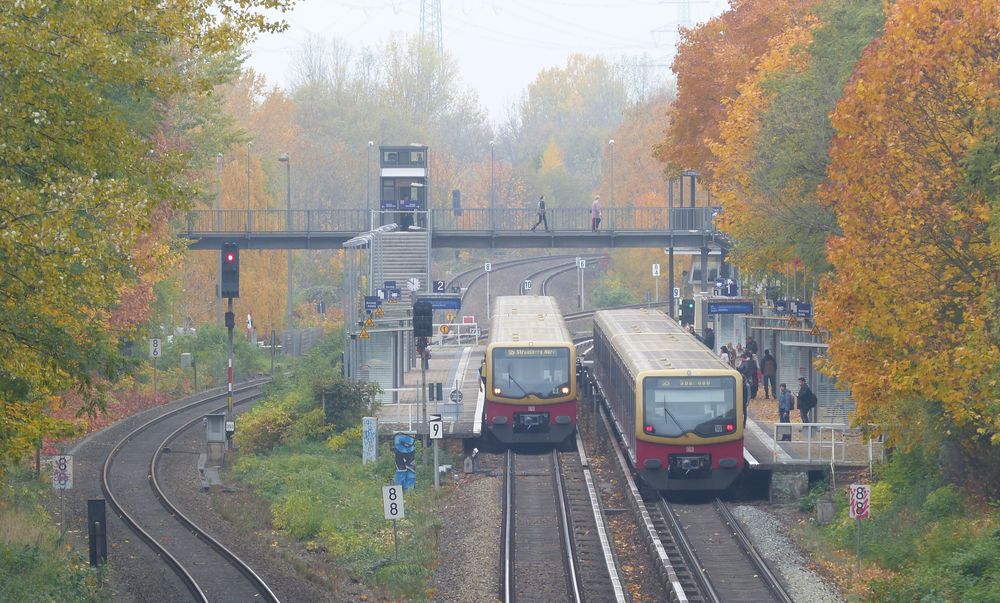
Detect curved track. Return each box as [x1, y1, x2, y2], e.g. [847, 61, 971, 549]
[102, 381, 280, 603]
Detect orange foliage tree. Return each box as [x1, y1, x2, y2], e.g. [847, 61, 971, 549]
[817, 0, 1000, 448]
[656, 0, 820, 179]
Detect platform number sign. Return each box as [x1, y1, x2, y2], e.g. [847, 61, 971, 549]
[429, 413, 443, 440]
[149, 338, 161, 358]
[433, 280, 446, 293]
[849, 484, 870, 520]
[383, 485, 405, 520]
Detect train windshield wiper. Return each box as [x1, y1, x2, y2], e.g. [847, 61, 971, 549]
[661, 405, 683, 432]
[507, 374, 528, 396]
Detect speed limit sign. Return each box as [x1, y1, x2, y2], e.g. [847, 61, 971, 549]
[849, 484, 870, 519]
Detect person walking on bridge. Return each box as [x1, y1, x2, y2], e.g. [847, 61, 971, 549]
[591, 194, 602, 231]
[530, 195, 548, 231]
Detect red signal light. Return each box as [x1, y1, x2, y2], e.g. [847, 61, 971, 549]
[225, 252, 236, 263]
[644, 425, 655, 433]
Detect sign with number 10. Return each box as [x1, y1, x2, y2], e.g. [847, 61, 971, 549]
[849, 484, 870, 519]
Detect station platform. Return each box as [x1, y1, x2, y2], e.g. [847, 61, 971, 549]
[376, 344, 486, 438]
[743, 415, 883, 473]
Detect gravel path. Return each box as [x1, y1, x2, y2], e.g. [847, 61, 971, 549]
[731, 505, 844, 603]
[428, 454, 503, 602]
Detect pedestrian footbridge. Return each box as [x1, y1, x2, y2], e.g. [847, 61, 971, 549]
[180, 206, 728, 252]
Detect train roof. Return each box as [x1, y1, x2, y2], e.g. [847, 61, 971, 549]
[490, 296, 573, 346]
[593, 308, 732, 375]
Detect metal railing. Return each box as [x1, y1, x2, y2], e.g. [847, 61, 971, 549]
[183, 206, 721, 235]
[772, 422, 886, 471]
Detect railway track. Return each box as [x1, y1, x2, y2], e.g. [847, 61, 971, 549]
[502, 450, 581, 603]
[588, 361, 791, 603]
[102, 380, 280, 603]
[500, 447, 628, 603]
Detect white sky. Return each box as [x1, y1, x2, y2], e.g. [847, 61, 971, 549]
[247, 0, 730, 122]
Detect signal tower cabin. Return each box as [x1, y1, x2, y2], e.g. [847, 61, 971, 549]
[379, 145, 429, 229]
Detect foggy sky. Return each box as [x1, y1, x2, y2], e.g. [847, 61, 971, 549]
[247, 0, 728, 122]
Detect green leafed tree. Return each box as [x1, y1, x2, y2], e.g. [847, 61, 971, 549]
[0, 0, 292, 469]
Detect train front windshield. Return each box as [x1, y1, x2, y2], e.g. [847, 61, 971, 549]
[642, 376, 737, 437]
[491, 347, 571, 399]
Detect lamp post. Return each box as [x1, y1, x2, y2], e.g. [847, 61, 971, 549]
[367, 141, 374, 224]
[489, 139, 495, 231]
[608, 139, 616, 206]
[246, 141, 253, 233]
[278, 153, 293, 334]
[215, 152, 223, 327]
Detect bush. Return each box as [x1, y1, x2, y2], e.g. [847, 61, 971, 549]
[234, 404, 293, 453]
[921, 484, 964, 520]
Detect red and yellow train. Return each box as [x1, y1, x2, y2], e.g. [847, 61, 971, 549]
[592, 308, 744, 491]
[483, 296, 577, 448]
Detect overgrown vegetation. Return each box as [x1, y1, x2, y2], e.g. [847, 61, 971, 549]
[805, 450, 1000, 601]
[232, 331, 440, 599]
[0, 469, 103, 601]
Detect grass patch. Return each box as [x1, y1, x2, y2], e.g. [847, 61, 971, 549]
[232, 437, 442, 601]
[798, 448, 1000, 601]
[0, 468, 104, 602]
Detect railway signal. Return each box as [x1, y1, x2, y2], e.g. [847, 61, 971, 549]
[220, 243, 239, 298]
[680, 298, 695, 326]
[413, 301, 433, 338]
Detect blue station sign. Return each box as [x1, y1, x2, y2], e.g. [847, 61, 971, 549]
[707, 301, 754, 315]
[364, 296, 380, 311]
[794, 303, 813, 318]
[415, 294, 461, 311]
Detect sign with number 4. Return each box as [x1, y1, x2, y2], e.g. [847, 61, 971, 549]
[849, 484, 870, 519]
[383, 485, 405, 520]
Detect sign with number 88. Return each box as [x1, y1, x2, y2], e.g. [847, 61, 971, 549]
[849, 484, 870, 519]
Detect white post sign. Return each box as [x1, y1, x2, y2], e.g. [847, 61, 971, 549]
[429, 414, 444, 440]
[362, 417, 378, 464]
[652, 263, 660, 277]
[383, 485, 405, 519]
[52, 455, 73, 490]
[149, 338, 161, 358]
[849, 484, 870, 519]
[484, 262, 492, 273]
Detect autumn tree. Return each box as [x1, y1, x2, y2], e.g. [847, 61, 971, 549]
[709, 0, 884, 283]
[657, 0, 821, 179]
[0, 1, 291, 467]
[817, 0, 1000, 461]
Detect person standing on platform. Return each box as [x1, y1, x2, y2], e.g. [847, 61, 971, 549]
[530, 195, 548, 231]
[745, 335, 759, 356]
[777, 383, 793, 440]
[703, 327, 715, 351]
[760, 349, 777, 399]
[591, 194, 602, 231]
[719, 345, 731, 366]
[797, 376, 817, 426]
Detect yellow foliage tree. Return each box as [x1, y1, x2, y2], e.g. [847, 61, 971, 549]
[818, 0, 1000, 447]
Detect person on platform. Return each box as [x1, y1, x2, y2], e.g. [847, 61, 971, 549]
[719, 345, 731, 366]
[777, 383, 793, 440]
[739, 353, 759, 400]
[591, 194, 602, 231]
[745, 335, 759, 356]
[702, 327, 715, 351]
[530, 195, 549, 231]
[760, 349, 777, 399]
[797, 376, 817, 426]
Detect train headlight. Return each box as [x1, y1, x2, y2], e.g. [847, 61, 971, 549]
[560, 386, 570, 394]
[644, 424, 655, 433]
[725, 423, 735, 432]
[493, 387, 501, 395]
